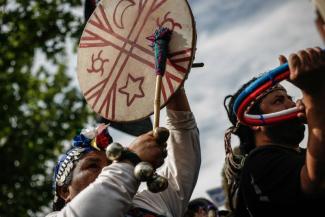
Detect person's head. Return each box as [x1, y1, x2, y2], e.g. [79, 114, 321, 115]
[224, 77, 305, 211]
[313, 0, 325, 42]
[253, 87, 305, 147]
[184, 198, 219, 217]
[224, 80, 305, 155]
[52, 124, 113, 211]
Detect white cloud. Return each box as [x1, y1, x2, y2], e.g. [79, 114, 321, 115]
[66, 0, 323, 207]
[186, 0, 322, 201]
[104, 0, 323, 203]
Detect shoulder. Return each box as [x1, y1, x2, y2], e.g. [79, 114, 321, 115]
[243, 145, 305, 179]
[239, 146, 306, 206]
[246, 145, 304, 164]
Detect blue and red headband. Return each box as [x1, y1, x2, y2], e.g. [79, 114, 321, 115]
[233, 63, 299, 126]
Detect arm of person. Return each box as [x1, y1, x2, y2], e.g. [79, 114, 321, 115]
[132, 88, 201, 217]
[46, 162, 140, 217]
[286, 48, 325, 194]
[46, 131, 165, 217]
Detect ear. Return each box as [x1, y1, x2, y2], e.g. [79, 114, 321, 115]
[250, 125, 261, 132]
[57, 185, 71, 203]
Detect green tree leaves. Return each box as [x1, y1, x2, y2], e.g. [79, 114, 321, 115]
[0, 1, 92, 216]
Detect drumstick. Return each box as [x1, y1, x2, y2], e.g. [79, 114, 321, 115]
[148, 27, 172, 130]
[154, 75, 162, 129]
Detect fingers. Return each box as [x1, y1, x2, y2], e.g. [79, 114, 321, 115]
[153, 127, 170, 145]
[314, 47, 325, 61]
[161, 148, 168, 158]
[128, 128, 169, 169]
[290, 47, 324, 71]
[296, 99, 305, 110]
[155, 152, 166, 168]
[296, 99, 307, 123]
[296, 99, 305, 116]
[288, 53, 301, 78]
[278, 55, 288, 65]
[153, 127, 169, 166]
[306, 48, 321, 66]
[149, 145, 167, 168]
[297, 50, 313, 67]
[288, 47, 325, 85]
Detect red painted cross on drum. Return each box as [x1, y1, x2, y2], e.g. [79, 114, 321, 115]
[77, 0, 195, 121]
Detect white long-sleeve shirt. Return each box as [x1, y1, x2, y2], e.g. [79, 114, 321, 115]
[46, 110, 201, 217]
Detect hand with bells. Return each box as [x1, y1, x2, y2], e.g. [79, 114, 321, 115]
[106, 127, 170, 193]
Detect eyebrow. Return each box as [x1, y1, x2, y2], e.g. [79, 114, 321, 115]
[274, 93, 292, 98]
[273, 94, 285, 98]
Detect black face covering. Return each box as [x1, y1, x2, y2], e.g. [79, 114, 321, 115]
[264, 119, 306, 147]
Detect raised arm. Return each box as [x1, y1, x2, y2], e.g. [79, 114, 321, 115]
[166, 87, 191, 111]
[46, 132, 166, 217]
[133, 88, 201, 217]
[287, 47, 325, 194]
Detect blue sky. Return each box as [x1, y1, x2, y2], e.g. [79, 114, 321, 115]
[66, 0, 323, 205]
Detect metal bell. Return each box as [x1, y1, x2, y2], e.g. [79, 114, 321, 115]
[105, 142, 124, 161]
[147, 174, 168, 193]
[134, 162, 154, 181]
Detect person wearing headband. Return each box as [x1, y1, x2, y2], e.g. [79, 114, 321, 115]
[223, 47, 325, 217]
[46, 88, 201, 217]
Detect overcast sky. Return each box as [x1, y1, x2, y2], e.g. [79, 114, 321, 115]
[184, 0, 322, 201]
[66, 0, 323, 205]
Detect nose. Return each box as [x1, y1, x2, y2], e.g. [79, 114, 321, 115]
[285, 98, 296, 109]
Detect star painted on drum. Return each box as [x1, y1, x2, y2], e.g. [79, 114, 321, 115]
[119, 74, 145, 106]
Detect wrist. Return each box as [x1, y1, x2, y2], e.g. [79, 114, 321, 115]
[120, 150, 142, 167]
[302, 93, 325, 111]
[106, 142, 141, 166]
[166, 87, 190, 111]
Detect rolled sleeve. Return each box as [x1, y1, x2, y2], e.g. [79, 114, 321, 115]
[166, 110, 198, 131]
[49, 163, 140, 217]
[133, 109, 201, 217]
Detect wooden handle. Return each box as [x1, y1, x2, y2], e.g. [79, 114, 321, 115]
[153, 75, 162, 130]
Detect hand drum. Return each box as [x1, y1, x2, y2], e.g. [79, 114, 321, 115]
[77, 0, 196, 122]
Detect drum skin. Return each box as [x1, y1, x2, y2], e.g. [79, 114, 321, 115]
[77, 0, 196, 122]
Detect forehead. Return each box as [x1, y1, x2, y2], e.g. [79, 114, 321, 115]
[77, 151, 108, 166]
[260, 89, 288, 102]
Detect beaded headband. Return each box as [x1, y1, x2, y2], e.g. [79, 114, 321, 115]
[244, 84, 286, 114]
[53, 124, 113, 206]
[233, 63, 299, 126]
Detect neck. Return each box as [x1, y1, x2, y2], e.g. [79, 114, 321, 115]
[255, 133, 300, 150]
[254, 131, 271, 148]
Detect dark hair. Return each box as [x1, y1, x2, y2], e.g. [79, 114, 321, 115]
[223, 76, 262, 211]
[223, 77, 262, 155]
[184, 198, 218, 217]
